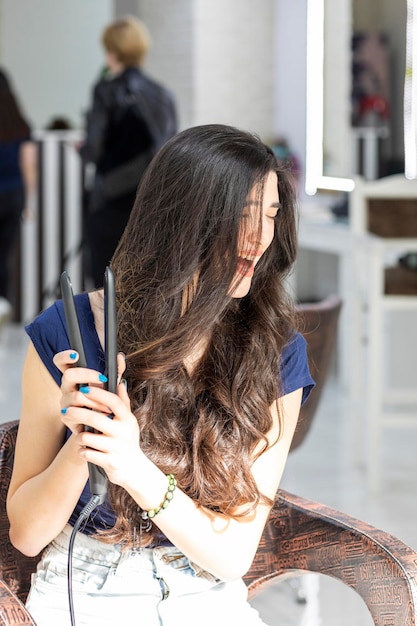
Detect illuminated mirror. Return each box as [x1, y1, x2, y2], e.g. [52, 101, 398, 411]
[305, 0, 417, 196]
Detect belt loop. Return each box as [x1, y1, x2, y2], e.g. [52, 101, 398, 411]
[156, 575, 170, 600]
[152, 548, 170, 601]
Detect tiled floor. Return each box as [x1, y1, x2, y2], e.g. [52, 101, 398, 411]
[1, 321, 417, 625]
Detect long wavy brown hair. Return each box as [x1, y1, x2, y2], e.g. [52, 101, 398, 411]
[105, 124, 299, 546]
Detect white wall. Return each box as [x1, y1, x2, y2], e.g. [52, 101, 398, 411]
[136, 0, 194, 131]
[192, 0, 275, 137]
[138, 0, 275, 138]
[0, 0, 112, 129]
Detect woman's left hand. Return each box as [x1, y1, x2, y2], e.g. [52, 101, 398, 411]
[73, 379, 142, 489]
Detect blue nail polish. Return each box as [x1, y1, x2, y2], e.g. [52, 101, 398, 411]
[61, 407, 67, 415]
[69, 352, 77, 360]
[98, 373, 108, 383]
[79, 386, 90, 394]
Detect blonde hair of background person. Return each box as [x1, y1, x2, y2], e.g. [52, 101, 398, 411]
[0, 68, 37, 323]
[102, 15, 151, 70]
[7, 124, 314, 626]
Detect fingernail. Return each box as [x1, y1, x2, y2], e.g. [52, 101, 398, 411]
[119, 351, 126, 360]
[79, 386, 90, 394]
[61, 407, 67, 415]
[98, 373, 108, 383]
[69, 352, 77, 360]
[120, 378, 128, 390]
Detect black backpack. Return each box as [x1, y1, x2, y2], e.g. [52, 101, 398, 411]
[86, 69, 178, 202]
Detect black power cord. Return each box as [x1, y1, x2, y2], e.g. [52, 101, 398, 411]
[67, 495, 102, 626]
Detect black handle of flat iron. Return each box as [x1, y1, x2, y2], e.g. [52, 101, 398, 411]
[60, 269, 118, 504]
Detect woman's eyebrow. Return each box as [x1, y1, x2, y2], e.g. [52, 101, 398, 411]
[245, 201, 282, 208]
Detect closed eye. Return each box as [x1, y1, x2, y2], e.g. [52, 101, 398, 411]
[267, 203, 281, 219]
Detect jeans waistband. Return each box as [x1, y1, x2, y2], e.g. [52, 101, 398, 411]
[52, 525, 196, 573]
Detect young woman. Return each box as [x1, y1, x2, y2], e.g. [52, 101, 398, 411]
[0, 68, 37, 323]
[7, 124, 314, 625]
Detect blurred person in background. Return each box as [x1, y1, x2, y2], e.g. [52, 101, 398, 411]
[80, 15, 178, 288]
[0, 68, 37, 326]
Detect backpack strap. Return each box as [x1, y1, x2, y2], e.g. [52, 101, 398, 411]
[116, 73, 178, 152]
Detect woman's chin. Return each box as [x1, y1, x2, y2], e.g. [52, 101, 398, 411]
[229, 276, 252, 299]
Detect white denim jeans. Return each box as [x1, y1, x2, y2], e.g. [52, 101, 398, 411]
[26, 525, 267, 626]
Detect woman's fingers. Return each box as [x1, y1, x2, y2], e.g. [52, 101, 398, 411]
[54, 350, 106, 395]
[62, 388, 140, 487]
[55, 350, 126, 388]
[56, 349, 132, 438]
[53, 349, 80, 372]
[117, 352, 127, 383]
[78, 385, 130, 422]
[117, 377, 131, 409]
[76, 408, 141, 488]
[63, 386, 132, 430]
[62, 406, 114, 436]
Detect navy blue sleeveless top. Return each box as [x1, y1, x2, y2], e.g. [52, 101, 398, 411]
[26, 293, 315, 538]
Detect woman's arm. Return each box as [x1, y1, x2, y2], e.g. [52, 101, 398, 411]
[7, 343, 90, 557]
[60, 356, 302, 581]
[142, 388, 302, 581]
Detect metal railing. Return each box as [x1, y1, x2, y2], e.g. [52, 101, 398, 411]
[18, 130, 87, 323]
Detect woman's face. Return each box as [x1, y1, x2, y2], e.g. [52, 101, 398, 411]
[229, 170, 280, 299]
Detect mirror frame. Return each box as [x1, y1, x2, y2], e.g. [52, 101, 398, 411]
[305, 0, 417, 195]
[305, 0, 355, 195]
[405, 0, 417, 179]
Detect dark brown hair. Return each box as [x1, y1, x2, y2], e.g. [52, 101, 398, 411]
[106, 124, 298, 545]
[0, 68, 31, 142]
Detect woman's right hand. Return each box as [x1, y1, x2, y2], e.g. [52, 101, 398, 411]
[53, 349, 128, 435]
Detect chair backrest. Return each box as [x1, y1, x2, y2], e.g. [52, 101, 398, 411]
[245, 489, 417, 626]
[290, 294, 342, 451]
[0, 421, 37, 604]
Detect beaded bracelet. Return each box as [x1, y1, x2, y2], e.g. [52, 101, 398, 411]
[141, 473, 177, 520]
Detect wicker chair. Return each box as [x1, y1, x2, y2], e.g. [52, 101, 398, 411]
[0, 420, 37, 625]
[291, 294, 342, 451]
[1, 417, 417, 625]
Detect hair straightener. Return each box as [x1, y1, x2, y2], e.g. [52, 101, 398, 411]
[60, 268, 118, 626]
[60, 267, 118, 504]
